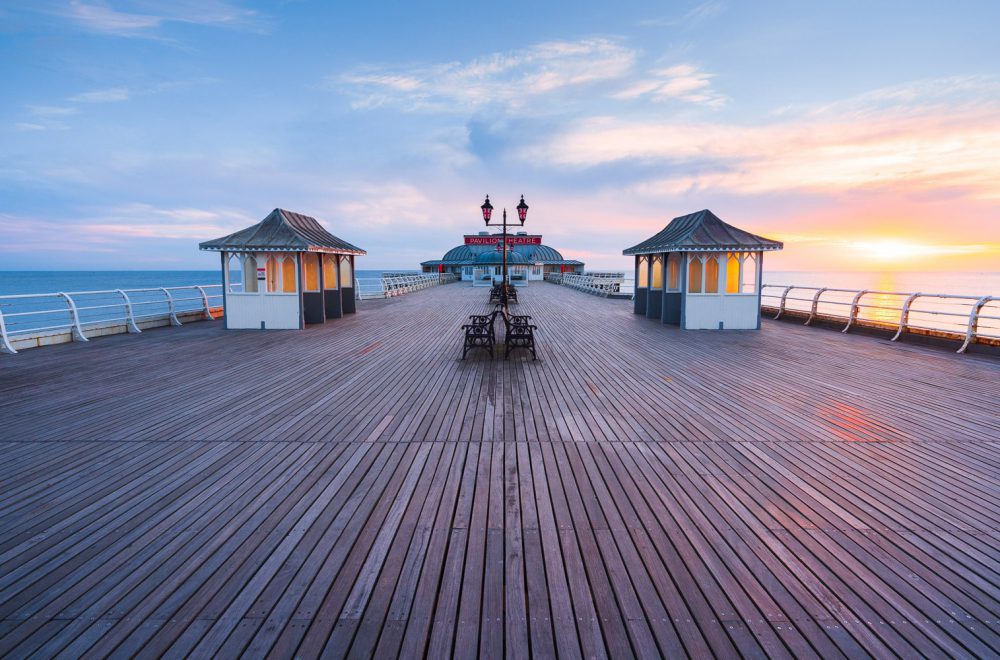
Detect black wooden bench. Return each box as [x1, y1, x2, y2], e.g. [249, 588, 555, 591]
[461, 311, 497, 359]
[500, 310, 537, 360]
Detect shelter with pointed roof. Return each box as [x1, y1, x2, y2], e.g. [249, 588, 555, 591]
[623, 209, 782, 330]
[200, 208, 366, 330]
[421, 232, 583, 286]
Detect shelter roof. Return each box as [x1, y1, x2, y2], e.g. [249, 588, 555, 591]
[199, 208, 366, 254]
[623, 209, 782, 255]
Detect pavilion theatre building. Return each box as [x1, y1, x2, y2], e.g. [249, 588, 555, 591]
[624, 209, 782, 330]
[421, 232, 583, 285]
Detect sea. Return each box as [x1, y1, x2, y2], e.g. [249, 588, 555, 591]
[1, 270, 997, 338]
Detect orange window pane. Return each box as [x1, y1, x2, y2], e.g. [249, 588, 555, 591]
[323, 255, 338, 289]
[651, 256, 663, 289]
[266, 256, 279, 292]
[666, 254, 679, 290]
[705, 256, 719, 293]
[726, 254, 740, 293]
[688, 257, 702, 293]
[303, 254, 319, 292]
[282, 256, 296, 293]
[637, 256, 648, 287]
[339, 256, 352, 287]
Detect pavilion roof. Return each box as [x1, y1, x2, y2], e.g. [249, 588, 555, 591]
[623, 209, 782, 255]
[199, 208, 366, 254]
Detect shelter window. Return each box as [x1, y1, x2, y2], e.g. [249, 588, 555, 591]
[303, 253, 319, 292]
[650, 255, 663, 290]
[339, 256, 353, 287]
[242, 255, 259, 293]
[705, 254, 719, 293]
[666, 253, 680, 291]
[726, 253, 740, 294]
[282, 256, 297, 293]
[742, 253, 758, 293]
[227, 254, 243, 293]
[323, 254, 338, 290]
[637, 256, 649, 287]
[688, 255, 703, 293]
[266, 256, 280, 293]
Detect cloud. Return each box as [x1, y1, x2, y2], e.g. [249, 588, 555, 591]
[44, 0, 265, 37]
[337, 38, 637, 112]
[70, 87, 130, 103]
[527, 77, 1000, 199]
[27, 105, 78, 117]
[639, 1, 726, 28]
[612, 64, 727, 107]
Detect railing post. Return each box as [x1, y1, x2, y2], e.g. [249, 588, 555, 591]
[59, 292, 88, 343]
[805, 288, 827, 325]
[842, 290, 867, 333]
[958, 296, 991, 354]
[0, 306, 16, 354]
[891, 292, 921, 341]
[161, 288, 182, 326]
[195, 286, 213, 320]
[117, 289, 142, 334]
[775, 286, 794, 320]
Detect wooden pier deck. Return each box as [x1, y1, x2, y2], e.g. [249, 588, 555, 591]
[1, 282, 998, 658]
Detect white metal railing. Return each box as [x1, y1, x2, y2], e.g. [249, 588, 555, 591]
[0, 285, 223, 354]
[560, 273, 625, 297]
[355, 273, 458, 300]
[760, 284, 999, 353]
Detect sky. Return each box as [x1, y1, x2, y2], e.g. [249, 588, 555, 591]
[1, 0, 999, 272]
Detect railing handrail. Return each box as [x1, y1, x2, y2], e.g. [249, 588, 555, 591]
[0, 284, 223, 354]
[355, 273, 457, 300]
[760, 283, 997, 353]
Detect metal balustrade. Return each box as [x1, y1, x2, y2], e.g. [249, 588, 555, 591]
[0, 285, 223, 354]
[559, 273, 625, 297]
[355, 273, 458, 301]
[761, 284, 999, 353]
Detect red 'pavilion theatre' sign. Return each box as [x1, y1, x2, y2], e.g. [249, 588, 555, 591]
[464, 235, 542, 245]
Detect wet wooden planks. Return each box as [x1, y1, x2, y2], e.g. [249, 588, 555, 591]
[0, 282, 998, 658]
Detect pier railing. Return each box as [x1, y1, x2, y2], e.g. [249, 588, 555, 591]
[356, 273, 457, 300]
[551, 273, 625, 297]
[0, 285, 223, 354]
[761, 284, 999, 353]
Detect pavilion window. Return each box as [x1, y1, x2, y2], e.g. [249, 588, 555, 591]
[725, 253, 741, 294]
[303, 253, 319, 292]
[637, 256, 649, 288]
[339, 256, 353, 288]
[265, 256, 280, 293]
[282, 256, 297, 293]
[705, 254, 720, 293]
[242, 255, 258, 293]
[650, 255, 663, 290]
[323, 254, 338, 290]
[742, 253, 758, 293]
[666, 253, 680, 291]
[688, 255, 703, 293]
[227, 254, 243, 293]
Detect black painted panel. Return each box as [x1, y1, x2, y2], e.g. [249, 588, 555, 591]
[342, 287, 357, 314]
[634, 287, 648, 315]
[325, 289, 343, 319]
[662, 292, 682, 325]
[303, 292, 325, 324]
[646, 289, 663, 320]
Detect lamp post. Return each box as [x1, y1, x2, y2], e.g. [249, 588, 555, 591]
[481, 194, 529, 306]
